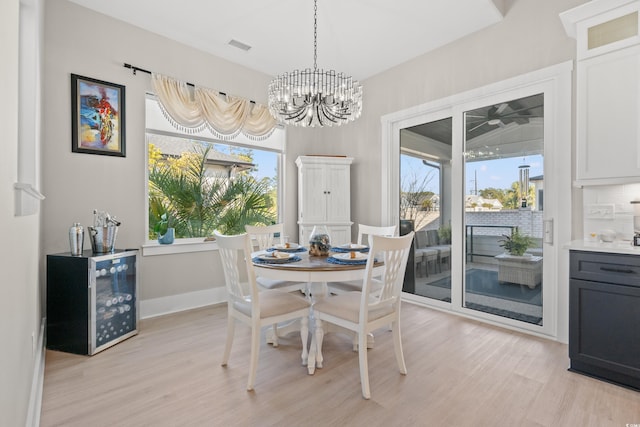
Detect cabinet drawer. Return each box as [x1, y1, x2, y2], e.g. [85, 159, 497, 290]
[570, 250, 640, 287]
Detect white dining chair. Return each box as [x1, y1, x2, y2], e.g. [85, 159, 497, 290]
[244, 223, 284, 252]
[357, 224, 397, 247]
[244, 223, 307, 293]
[328, 223, 397, 294]
[312, 232, 414, 399]
[215, 231, 311, 391]
[244, 223, 309, 346]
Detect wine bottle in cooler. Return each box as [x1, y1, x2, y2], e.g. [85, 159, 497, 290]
[96, 294, 117, 307]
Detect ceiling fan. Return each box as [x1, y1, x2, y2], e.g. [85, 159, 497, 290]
[466, 102, 542, 133]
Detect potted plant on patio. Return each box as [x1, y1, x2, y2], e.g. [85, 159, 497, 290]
[498, 229, 534, 257]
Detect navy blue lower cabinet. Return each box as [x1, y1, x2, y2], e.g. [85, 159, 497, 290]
[569, 250, 640, 391]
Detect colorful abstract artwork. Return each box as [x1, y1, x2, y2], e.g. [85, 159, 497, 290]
[71, 74, 126, 157]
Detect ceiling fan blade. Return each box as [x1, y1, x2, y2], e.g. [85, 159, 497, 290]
[500, 104, 543, 118]
[495, 103, 509, 114]
[506, 115, 537, 118]
[468, 121, 488, 133]
[466, 118, 489, 124]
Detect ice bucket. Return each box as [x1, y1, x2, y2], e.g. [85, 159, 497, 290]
[89, 226, 118, 254]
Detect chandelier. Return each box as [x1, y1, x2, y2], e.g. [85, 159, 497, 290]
[267, 0, 363, 127]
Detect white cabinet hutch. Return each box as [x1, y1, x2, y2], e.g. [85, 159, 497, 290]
[296, 155, 353, 246]
[561, 0, 640, 185]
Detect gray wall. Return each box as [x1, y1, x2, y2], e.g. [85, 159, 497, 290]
[315, 0, 585, 232]
[42, 0, 296, 304]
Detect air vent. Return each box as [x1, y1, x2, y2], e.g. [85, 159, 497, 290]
[228, 39, 252, 51]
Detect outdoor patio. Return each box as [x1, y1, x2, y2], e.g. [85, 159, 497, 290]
[414, 260, 543, 325]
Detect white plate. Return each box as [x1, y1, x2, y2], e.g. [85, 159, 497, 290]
[333, 252, 368, 261]
[258, 253, 294, 261]
[272, 243, 300, 250]
[339, 243, 368, 250]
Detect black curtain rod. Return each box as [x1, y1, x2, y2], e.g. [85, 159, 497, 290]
[124, 62, 254, 102]
[125, 63, 197, 89]
[124, 63, 152, 76]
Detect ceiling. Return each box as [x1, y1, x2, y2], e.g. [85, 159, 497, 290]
[465, 94, 544, 140]
[406, 93, 544, 144]
[68, 0, 504, 81]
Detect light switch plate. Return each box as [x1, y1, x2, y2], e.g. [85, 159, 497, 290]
[586, 203, 615, 219]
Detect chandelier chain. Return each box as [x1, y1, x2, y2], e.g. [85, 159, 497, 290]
[313, 0, 318, 71]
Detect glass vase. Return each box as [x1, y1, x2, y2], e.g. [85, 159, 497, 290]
[308, 225, 331, 256]
[158, 227, 175, 244]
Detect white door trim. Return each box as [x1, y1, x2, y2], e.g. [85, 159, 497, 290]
[381, 61, 573, 341]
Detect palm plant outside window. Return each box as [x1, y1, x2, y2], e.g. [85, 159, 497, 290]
[147, 135, 278, 239]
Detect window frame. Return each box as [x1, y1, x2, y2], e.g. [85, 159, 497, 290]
[143, 94, 286, 256]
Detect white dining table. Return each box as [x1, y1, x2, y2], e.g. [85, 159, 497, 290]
[252, 249, 384, 374]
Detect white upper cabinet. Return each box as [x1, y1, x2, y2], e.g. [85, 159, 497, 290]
[577, 44, 640, 182]
[296, 156, 353, 245]
[561, 0, 640, 185]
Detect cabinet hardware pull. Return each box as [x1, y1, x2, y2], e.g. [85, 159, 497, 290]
[599, 267, 635, 274]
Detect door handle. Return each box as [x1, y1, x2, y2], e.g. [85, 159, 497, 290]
[544, 219, 553, 244]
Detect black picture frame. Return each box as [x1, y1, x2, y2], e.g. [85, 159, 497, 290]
[71, 74, 126, 157]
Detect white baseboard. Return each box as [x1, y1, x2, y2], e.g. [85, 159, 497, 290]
[26, 319, 45, 427]
[140, 287, 228, 319]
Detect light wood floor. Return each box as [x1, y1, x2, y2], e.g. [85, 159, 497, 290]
[41, 302, 640, 427]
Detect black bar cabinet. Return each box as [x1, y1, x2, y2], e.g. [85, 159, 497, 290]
[46, 249, 138, 355]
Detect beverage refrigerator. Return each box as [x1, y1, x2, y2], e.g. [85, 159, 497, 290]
[46, 249, 138, 355]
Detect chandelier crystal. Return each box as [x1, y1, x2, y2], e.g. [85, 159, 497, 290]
[267, 0, 363, 127]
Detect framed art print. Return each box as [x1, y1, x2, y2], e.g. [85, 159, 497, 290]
[71, 74, 126, 157]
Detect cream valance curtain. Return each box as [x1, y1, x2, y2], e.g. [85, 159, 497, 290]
[151, 73, 277, 141]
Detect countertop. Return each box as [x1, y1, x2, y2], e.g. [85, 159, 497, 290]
[564, 239, 640, 256]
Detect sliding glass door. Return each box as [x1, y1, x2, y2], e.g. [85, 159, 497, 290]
[400, 118, 452, 303]
[462, 94, 544, 325]
[385, 63, 571, 337]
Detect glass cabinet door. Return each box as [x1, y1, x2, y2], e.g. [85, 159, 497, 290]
[92, 252, 137, 352]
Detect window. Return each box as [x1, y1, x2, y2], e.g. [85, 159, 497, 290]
[145, 95, 285, 242]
